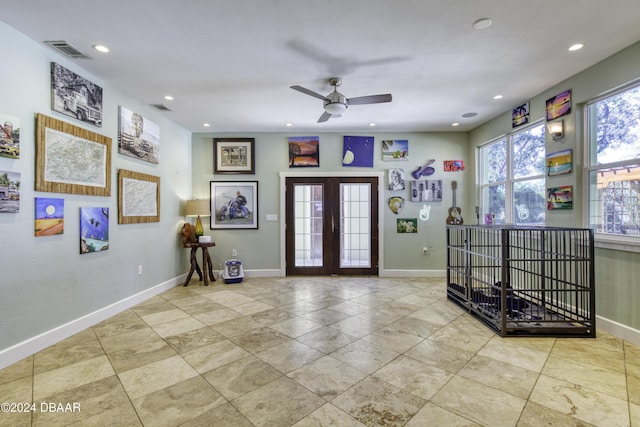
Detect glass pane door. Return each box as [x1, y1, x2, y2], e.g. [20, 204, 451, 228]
[294, 184, 323, 267]
[340, 183, 371, 268]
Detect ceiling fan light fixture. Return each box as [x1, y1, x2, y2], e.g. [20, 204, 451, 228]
[324, 102, 347, 115]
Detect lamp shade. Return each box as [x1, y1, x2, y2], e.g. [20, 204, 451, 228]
[185, 199, 210, 217]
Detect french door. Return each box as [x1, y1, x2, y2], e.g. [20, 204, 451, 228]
[285, 177, 379, 276]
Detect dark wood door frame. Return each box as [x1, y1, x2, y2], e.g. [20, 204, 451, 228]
[284, 175, 380, 276]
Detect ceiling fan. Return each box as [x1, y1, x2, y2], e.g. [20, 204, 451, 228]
[290, 77, 392, 123]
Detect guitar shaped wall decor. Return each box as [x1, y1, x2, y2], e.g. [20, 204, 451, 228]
[446, 180, 463, 225]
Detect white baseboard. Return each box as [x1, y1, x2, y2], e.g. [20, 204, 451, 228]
[381, 269, 446, 278]
[596, 315, 640, 346]
[0, 275, 185, 370]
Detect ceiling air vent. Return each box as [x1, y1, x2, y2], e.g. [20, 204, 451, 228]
[151, 104, 171, 111]
[44, 40, 92, 59]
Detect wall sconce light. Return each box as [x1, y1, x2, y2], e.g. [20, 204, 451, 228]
[547, 120, 564, 141]
[185, 199, 210, 238]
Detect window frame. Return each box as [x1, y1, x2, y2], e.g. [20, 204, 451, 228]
[477, 120, 546, 225]
[584, 80, 640, 252]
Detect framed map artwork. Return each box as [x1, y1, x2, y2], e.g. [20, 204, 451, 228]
[117, 169, 160, 224]
[35, 113, 111, 196]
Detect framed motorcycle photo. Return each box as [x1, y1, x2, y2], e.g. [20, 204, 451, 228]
[210, 181, 258, 229]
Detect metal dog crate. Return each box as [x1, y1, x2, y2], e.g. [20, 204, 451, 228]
[446, 225, 595, 337]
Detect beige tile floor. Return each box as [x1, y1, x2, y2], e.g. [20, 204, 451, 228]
[1, 276, 638, 427]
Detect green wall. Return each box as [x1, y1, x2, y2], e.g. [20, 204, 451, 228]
[191, 132, 469, 275]
[469, 41, 640, 334]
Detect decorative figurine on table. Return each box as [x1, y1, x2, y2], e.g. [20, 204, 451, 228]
[181, 223, 197, 246]
[412, 159, 435, 179]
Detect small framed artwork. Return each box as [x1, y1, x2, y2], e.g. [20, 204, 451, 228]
[343, 135, 374, 167]
[382, 139, 408, 161]
[547, 185, 573, 210]
[444, 160, 464, 171]
[118, 106, 160, 164]
[210, 181, 258, 229]
[397, 218, 418, 233]
[50, 62, 103, 127]
[35, 197, 64, 236]
[35, 113, 111, 196]
[512, 102, 529, 128]
[388, 168, 405, 190]
[288, 136, 319, 167]
[117, 169, 160, 224]
[0, 112, 20, 158]
[546, 149, 573, 176]
[214, 138, 255, 174]
[546, 89, 571, 121]
[80, 207, 109, 254]
[0, 170, 20, 213]
[411, 180, 442, 201]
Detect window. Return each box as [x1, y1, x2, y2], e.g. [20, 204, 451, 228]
[478, 123, 546, 225]
[586, 83, 640, 243]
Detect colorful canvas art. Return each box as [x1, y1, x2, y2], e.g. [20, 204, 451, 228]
[118, 106, 160, 164]
[546, 149, 573, 176]
[512, 102, 529, 128]
[343, 136, 374, 167]
[288, 136, 319, 167]
[546, 89, 571, 121]
[0, 113, 20, 158]
[80, 207, 110, 253]
[35, 197, 64, 236]
[382, 139, 408, 161]
[0, 170, 20, 213]
[444, 160, 464, 171]
[547, 185, 573, 210]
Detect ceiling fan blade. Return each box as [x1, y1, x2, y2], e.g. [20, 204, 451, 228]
[348, 94, 392, 105]
[290, 85, 327, 101]
[317, 111, 332, 122]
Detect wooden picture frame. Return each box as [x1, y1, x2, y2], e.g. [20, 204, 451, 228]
[210, 181, 258, 229]
[35, 113, 111, 196]
[117, 169, 160, 224]
[213, 138, 255, 174]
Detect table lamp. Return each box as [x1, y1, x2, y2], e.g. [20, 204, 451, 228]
[185, 199, 210, 239]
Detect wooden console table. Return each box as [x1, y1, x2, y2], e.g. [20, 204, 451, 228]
[183, 242, 216, 286]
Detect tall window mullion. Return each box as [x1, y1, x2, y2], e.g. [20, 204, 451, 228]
[478, 122, 545, 225]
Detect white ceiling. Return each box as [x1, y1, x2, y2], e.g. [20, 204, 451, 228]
[3, 0, 640, 134]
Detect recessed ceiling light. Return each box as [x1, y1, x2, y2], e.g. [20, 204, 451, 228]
[93, 44, 109, 53]
[462, 112, 478, 118]
[202, 123, 211, 127]
[164, 95, 174, 101]
[472, 18, 492, 30]
[493, 94, 503, 100]
[368, 123, 376, 127]
[452, 122, 460, 127]
[285, 123, 293, 127]
[569, 43, 584, 51]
